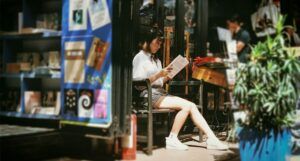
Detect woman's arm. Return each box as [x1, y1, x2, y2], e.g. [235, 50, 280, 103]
[148, 67, 172, 84]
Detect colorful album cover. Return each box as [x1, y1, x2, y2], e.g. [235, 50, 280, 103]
[78, 89, 93, 118]
[94, 89, 107, 119]
[86, 37, 109, 71]
[64, 89, 78, 116]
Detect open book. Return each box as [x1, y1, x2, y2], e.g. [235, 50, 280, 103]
[167, 55, 189, 79]
[217, 27, 232, 42]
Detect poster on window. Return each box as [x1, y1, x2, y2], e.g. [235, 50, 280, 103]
[68, 0, 88, 31]
[88, 0, 111, 31]
[61, 0, 112, 128]
[78, 89, 93, 118]
[64, 41, 85, 84]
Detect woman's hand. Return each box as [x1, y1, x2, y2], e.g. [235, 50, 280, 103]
[159, 65, 173, 78]
[148, 65, 173, 84]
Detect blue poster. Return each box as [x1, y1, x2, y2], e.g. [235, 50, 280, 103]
[61, 0, 112, 128]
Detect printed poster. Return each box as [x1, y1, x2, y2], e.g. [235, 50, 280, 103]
[69, 0, 88, 31]
[62, 0, 112, 127]
[64, 41, 85, 84]
[64, 89, 78, 116]
[94, 89, 107, 119]
[88, 0, 111, 31]
[78, 89, 93, 118]
[86, 37, 109, 71]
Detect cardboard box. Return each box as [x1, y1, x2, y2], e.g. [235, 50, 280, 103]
[192, 66, 227, 88]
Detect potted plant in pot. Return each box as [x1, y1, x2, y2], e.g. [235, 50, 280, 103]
[233, 15, 300, 161]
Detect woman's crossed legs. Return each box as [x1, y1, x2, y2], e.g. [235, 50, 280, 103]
[157, 96, 228, 150]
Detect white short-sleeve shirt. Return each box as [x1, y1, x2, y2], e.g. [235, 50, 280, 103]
[132, 50, 164, 87]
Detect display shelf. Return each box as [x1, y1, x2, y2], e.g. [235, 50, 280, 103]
[0, 32, 61, 40]
[0, 73, 22, 78]
[0, 73, 61, 79]
[0, 111, 60, 120]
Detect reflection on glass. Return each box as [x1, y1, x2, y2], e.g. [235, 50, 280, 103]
[184, 0, 195, 57]
[164, 0, 176, 27]
[163, 0, 176, 67]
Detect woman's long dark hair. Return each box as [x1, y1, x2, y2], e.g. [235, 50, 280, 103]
[139, 26, 164, 63]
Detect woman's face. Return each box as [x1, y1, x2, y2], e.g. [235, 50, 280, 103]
[149, 38, 162, 54]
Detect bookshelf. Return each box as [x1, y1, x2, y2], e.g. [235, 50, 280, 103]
[0, 0, 62, 120]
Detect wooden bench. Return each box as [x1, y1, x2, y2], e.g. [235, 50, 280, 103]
[132, 79, 175, 155]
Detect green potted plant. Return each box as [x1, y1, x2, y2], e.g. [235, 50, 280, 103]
[233, 15, 300, 161]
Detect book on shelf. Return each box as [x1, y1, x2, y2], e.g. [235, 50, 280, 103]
[24, 91, 41, 114]
[19, 62, 31, 72]
[55, 92, 61, 115]
[31, 107, 56, 115]
[42, 91, 56, 107]
[32, 54, 41, 68]
[48, 51, 61, 69]
[6, 63, 20, 74]
[26, 91, 61, 115]
[5, 51, 61, 75]
[36, 13, 59, 30]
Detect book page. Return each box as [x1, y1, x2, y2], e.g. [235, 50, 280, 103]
[217, 27, 232, 42]
[226, 40, 238, 61]
[167, 55, 189, 79]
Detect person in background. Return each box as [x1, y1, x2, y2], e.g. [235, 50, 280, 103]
[227, 14, 251, 63]
[133, 27, 228, 151]
[283, 25, 300, 46]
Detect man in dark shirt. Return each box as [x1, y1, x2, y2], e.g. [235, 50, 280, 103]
[227, 15, 251, 63]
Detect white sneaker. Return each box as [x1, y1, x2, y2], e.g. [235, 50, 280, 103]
[206, 138, 229, 150]
[165, 137, 189, 150]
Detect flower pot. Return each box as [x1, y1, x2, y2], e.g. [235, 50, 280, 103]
[238, 127, 291, 161]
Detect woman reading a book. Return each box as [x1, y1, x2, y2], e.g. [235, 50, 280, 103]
[132, 27, 228, 151]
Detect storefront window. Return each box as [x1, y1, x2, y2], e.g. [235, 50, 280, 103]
[184, 0, 195, 57]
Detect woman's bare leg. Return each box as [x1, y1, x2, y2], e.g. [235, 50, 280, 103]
[158, 96, 217, 139]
